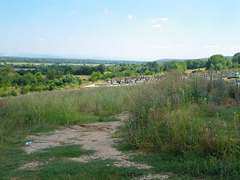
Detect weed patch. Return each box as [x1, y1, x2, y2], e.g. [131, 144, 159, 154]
[124, 70, 240, 178]
[11, 159, 146, 180]
[0, 86, 137, 145]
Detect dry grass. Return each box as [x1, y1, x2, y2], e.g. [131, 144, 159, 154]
[125, 70, 239, 159]
[184, 68, 206, 73]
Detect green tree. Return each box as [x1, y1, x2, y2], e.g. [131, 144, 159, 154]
[35, 72, 44, 83]
[232, 52, 240, 64]
[46, 69, 57, 80]
[64, 66, 73, 75]
[89, 71, 103, 81]
[46, 69, 64, 80]
[97, 64, 106, 74]
[226, 59, 232, 68]
[206, 54, 226, 70]
[144, 69, 153, 75]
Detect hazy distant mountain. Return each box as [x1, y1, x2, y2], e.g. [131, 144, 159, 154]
[0, 52, 148, 62]
[0, 52, 232, 63]
[0, 52, 148, 64]
[155, 58, 208, 62]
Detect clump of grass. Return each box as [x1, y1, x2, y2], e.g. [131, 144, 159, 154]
[128, 152, 240, 179]
[11, 159, 146, 180]
[124, 70, 240, 176]
[29, 144, 95, 159]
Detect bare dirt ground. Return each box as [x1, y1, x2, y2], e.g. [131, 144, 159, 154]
[23, 113, 169, 179]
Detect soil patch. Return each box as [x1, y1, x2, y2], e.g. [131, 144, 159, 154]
[22, 114, 169, 178]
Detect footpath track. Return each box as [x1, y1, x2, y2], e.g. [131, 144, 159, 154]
[22, 114, 169, 179]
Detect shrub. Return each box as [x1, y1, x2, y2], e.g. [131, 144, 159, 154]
[9, 91, 17, 96]
[1, 93, 8, 97]
[125, 70, 240, 159]
[20, 85, 31, 94]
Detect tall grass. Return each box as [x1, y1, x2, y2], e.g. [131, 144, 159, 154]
[0, 86, 138, 144]
[125, 70, 240, 160]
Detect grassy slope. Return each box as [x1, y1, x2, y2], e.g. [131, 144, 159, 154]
[0, 85, 139, 145]
[1, 75, 240, 179]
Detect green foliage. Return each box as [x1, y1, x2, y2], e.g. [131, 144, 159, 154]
[0, 65, 84, 96]
[125, 70, 239, 160]
[9, 91, 17, 96]
[11, 159, 145, 180]
[127, 152, 240, 179]
[46, 69, 64, 80]
[206, 54, 226, 70]
[186, 59, 207, 69]
[20, 85, 31, 94]
[29, 145, 95, 159]
[50, 74, 83, 87]
[89, 71, 103, 81]
[35, 72, 44, 83]
[232, 52, 240, 64]
[64, 66, 73, 75]
[49, 82, 56, 91]
[144, 69, 152, 75]
[0, 86, 133, 144]
[30, 84, 43, 92]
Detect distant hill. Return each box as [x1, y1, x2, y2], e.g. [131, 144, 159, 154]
[155, 58, 208, 62]
[0, 55, 147, 65]
[156, 56, 233, 63]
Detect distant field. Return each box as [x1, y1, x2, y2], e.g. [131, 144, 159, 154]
[78, 75, 91, 80]
[184, 68, 206, 73]
[0, 66, 36, 71]
[0, 62, 112, 66]
[13, 68, 36, 71]
[60, 63, 112, 66]
[0, 62, 53, 65]
[0, 67, 35, 71]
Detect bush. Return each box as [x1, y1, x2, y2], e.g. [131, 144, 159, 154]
[30, 85, 43, 92]
[49, 83, 56, 91]
[20, 85, 31, 95]
[89, 71, 102, 81]
[1, 93, 8, 97]
[125, 70, 240, 159]
[9, 91, 17, 96]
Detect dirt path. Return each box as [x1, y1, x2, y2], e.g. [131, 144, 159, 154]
[24, 114, 150, 169]
[23, 114, 169, 179]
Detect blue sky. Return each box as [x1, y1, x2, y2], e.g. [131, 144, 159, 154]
[0, 0, 240, 60]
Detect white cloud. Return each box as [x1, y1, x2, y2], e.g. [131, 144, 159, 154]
[177, 44, 183, 48]
[149, 19, 156, 23]
[158, 17, 168, 21]
[68, 38, 73, 41]
[152, 24, 161, 28]
[149, 17, 168, 23]
[204, 45, 218, 49]
[38, 38, 45, 41]
[127, 15, 134, 20]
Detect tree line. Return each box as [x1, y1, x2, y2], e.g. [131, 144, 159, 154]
[0, 66, 82, 97]
[1, 52, 240, 96]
